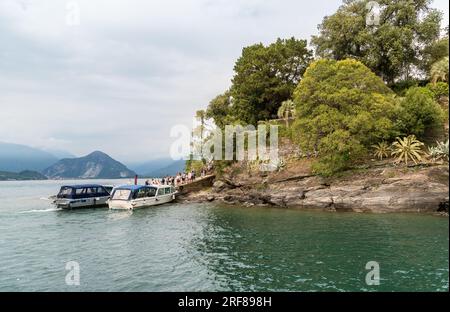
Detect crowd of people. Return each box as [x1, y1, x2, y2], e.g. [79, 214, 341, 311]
[145, 168, 209, 187]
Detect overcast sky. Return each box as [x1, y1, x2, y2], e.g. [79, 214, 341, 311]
[0, 0, 448, 163]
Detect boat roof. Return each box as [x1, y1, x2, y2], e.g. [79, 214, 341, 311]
[114, 184, 170, 191]
[114, 185, 152, 191]
[61, 184, 105, 189]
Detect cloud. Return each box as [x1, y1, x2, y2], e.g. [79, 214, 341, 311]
[0, 0, 448, 162]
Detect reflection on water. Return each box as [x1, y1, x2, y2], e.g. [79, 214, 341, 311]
[186, 205, 449, 291]
[107, 210, 134, 221]
[0, 180, 448, 291]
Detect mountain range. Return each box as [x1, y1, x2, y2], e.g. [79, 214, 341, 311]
[0, 142, 184, 179]
[0, 142, 60, 172]
[43, 151, 137, 179]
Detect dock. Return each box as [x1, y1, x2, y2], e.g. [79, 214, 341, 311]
[176, 174, 215, 195]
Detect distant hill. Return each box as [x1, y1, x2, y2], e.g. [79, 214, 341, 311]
[145, 159, 186, 177]
[128, 158, 180, 176]
[43, 151, 136, 179]
[0, 142, 59, 172]
[127, 158, 186, 177]
[0, 170, 48, 181]
[41, 148, 76, 160]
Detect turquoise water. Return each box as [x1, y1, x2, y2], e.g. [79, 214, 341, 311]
[0, 180, 448, 292]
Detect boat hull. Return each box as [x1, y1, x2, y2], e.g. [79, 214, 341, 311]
[54, 196, 110, 209]
[108, 193, 175, 210]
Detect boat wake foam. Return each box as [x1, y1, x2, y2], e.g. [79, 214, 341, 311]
[19, 208, 63, 214]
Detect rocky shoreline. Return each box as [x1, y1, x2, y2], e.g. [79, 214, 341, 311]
[178, 164, 449, 214]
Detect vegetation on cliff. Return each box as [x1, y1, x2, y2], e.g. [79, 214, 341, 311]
[189, 0, 449, 179]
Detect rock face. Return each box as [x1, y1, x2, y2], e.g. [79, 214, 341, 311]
[43, 151, 136, 179]
[179, 165, 449, 213]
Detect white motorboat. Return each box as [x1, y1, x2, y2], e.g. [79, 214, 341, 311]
[108, 184, 176, 210]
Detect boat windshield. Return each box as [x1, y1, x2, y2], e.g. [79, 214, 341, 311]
[103, 186, 114, 194]
[111, 189, 132, 200]
[57, 187, 73, 198]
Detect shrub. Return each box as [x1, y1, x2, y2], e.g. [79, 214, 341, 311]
[426, 82, 449, 100]
[395, 87, 445, 139]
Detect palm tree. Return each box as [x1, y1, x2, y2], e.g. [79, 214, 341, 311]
[195, 110, 206, 142]
[391, 135, 426, 165]
[277, 100, 296, 127]
[193, 110, 207, 161]
[372, 141, 390, 160]
[430, 57, 449, 84]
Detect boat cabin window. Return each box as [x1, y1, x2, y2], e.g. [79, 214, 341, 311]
[157, 188, 165, 196]
[131, 187, 157, 199]
[59, 186, 109, 199]
[147, 187, 157, 197]
[111, 189, 132, 200]
[86, 187, 97, 195]
[135, 188, 148, 199]
[164, 187, 171, 194]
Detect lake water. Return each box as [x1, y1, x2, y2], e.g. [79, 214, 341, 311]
[0, 180, 448, 292]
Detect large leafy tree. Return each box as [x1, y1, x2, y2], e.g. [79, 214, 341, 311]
[311, 0, 443, 84]
[230, 37, 313, 125]
[292, 59, 398, 176]
[205, 91, 233, 129]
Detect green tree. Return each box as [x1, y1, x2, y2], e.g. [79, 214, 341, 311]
[311, 0, 443, 83]
[292, 59, 398, 176]
[395, 87, 444, 138]
[205, 91, 233, 129]
[195, 110, 207, 142]
[230, 37, 312, 125]
[277, 99, 296, 127]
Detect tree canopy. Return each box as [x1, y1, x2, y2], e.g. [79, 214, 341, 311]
[292, 59, 398, 176]
[205, 91, 233, 129]
[311, 0, 443, 83]
[229, 37, 313, 125]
